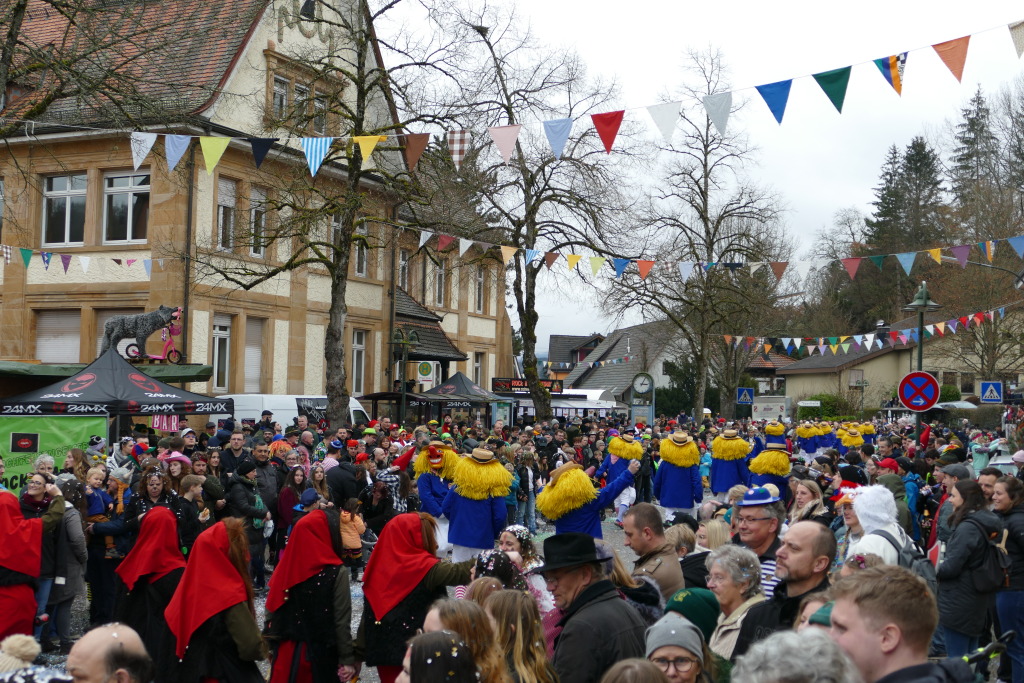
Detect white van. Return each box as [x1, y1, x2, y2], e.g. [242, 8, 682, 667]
[211, 394, 370, 429]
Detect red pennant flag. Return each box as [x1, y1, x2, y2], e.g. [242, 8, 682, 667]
[841, 257, 861, 279]
[975, 312, 985, 325]
[933, 36, 970, 82]
[403, 133, 430, 171]
[959, 316, 970, 328]
[636, 260, 655, 279]
[591, 111, 625, 154]
[437, 235, 455, 251]
[769, 262, 788, 280]
[889, 331, 899, 342]
[544, 253, 558, 269]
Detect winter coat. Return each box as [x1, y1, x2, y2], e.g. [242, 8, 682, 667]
[733, 576, 830, 658]
[653, 461, 701, 510]
[48, 505, 87, 605]
[552, 580, 646, 683]
[416, 472, 449, 519]
[252, 460, 284, 519]
[999, 504, 1024, 592]
[325, 463, 359, 504]
[632, 542, 685, 602]
[936, 508, 1003, 636]
[710, 594, 766, 662]
[442, 489, 505, 550]
[226, 475, 267, 546]
[710, 458, 749, 494]
[552, 469, 634, 539]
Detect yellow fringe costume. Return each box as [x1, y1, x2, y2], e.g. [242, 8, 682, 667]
[817, 424, 833, 436]
[748, 449, 791, 476]
[535, 464, 596, 521]
[659, 438, 700, 468]
[765, 422, 786, 438]
[841, 431, 864, 449]
[711, 435, 750, 461]
[412, 442, 459, 480]
[860, 423, 875, 436]
[608, 435, 643, 460]
[451, 456, 512, 500]
[796, 423, 819, 440]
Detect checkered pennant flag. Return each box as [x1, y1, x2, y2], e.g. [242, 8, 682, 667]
[1, 245, 10, 265]
[447, 130, 470, 171]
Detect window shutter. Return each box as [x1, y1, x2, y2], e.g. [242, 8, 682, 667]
[36, 310, 82, 363]
[244, 318, 264, 393]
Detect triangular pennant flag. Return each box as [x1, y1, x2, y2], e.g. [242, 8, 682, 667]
[948, 319, 959, 334]
[769, 261, 788, 280]
[975, 312, 986, 325]
[979, 240, 995, 262]
[1007, 235, 1024, 258]
[418, 231, 433, 249]
[645, 101, 681, 143]
[986, 311, 995, 322]
[79, 256, 90, 273]
[749, 262, 764, 276]
[164, 135, 192, 172]
[458, 238, 473, 257]
[487, 125, 522, 164]
[841, 257, 862, 279]
[828, 336, 838, 345]
[591, 111, 625, 154]
[543, 118, 573, 160]
[59, 254, 71, 273]
[112, 259, 122, 266]
[818, 344, 827, 355]
[853, 334, 863, 347]
[199, 136, 232, 175]
[446, 130, 470, 170]
[755, 80, 793, 124]
[1011, 22, 1024, 59]
[246, 138, 278, 169]
[702, 92, 732, 136]
[20, 249, 31, 268]
[829, 344, 839, 355]
[933, 36, 970, 82]
[863, 333, 875, 348]
[873, 53, 907, 95]
[1000, 307, 1006, 319]
[353, 135, 384, 161]
[868, 255, 886, 270]
[793, 338, 803, 349]
[842, 342, 852, 354]
[936, 322, 946, 335]
[927, 248, 942, 264]
[703, 262, 716, 272]
[637, 260, 654, 279]
[126, 259, 136, 268]
[0, 245, 10, 265]
[763, 343, 772, 354]
[898, 333, 908, 345]
[959, 316, 970, 328]
[437, 235, 455, 251]
[589, 257, 607, 276]
[143, 260, 152, 277]
[951, 244, 971, 267]
[544, 253, 558, 269]
[895, 252, 916, 276]
[300, 137, 333, 176]
[889, 331, 899, 343]
[612, 258, 630, 278]
[792, 261, 812, 281]
[402, 133, 430, 171]
[500, 246, 517, 264]
[41, 252, 52, 270]
[524, 249, 541, 264]
[567, 254, 582, 270]
[129, 132, 158, 171]
[925, 324, 935, 335]
[812, 66, 852, 113]
[678, 262, 694, 281]
[723, 335, 734, 346]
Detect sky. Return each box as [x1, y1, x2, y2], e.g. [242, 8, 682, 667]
[510, 1, 1024, 352]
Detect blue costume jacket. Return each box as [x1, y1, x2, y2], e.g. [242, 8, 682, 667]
[710, 458, 748, 494]
[553, 470, 635, 539]
[748, 472, 790, 504]
[594, 454, 630, 483]
[417, 472, 449, 519]
[442, 490, 506, 549]
[653, 461, 702, 509]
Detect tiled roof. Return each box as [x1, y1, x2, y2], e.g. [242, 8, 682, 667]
[5, 0, 268, 124]
[747, 352, 797, 370]
[395, 287, 441, 322]
[565, 320, 678, 395]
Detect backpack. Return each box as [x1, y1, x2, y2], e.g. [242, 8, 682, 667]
[871, 529, 938, 595]
[964, 518, 1010, 593]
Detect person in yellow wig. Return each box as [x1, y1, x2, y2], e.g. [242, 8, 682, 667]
[710, 429, 750, 501]
[795, 421, 819, 457]
[442, 448, 512, 562]
[536, 459, 640, 538]
[595, 429, 643, 526]
[391, 429, 457, 556]
[839, 428, 864, 457]
[653, 431, 702, 517]
[748, 424, 792, 504]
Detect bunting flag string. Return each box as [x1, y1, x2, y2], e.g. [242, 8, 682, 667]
[0, 245, 180, 279]
[543, 354, 633, 369]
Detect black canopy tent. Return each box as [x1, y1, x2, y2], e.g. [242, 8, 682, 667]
[0, 347, 233, 416]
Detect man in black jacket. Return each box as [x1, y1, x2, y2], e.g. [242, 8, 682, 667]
[733, 520, 835, 657]
[538, 533, 646, 683]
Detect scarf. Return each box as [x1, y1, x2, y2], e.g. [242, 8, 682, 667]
[116, 506, 186, 590]
[0, 492, 42, 576]
[265, 510, 341, 612]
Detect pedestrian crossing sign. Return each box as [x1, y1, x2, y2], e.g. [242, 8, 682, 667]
[736, 388, 754, 405]
[980, 381, 1003, 404]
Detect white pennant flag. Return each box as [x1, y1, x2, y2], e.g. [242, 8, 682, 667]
[459, 238, 473, 257]
[864, 333, 875, 348]
[749, 262, 764, 276]
[702, 92, 732, 136]
[1011, 21, 1024, 58]
[487, 125, 522, 164]
[791, 261, 813, 282]
[677, 262, 694, 281]
[418, 231, 433, 249]
[645, 101, 681, 143]
[79, 256, 91, 274]
[130, 132, 158, 171]
[793, 338, 802, 349]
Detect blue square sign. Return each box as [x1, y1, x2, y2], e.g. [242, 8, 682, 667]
[980, 381, 1003, 404]
[736, 388, 754, 405]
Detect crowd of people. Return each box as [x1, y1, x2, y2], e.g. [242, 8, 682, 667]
[0, 408, 1021, 683]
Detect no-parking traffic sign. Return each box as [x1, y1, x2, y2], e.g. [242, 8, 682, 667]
[898, 372, 939, 412]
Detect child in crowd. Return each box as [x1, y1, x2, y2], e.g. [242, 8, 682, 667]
[177, 474, 208, 555]
[338, 498, 366, 581]
[84, 466, 118, 558]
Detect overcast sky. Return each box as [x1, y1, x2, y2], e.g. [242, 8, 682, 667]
[512, 0, 1024, 352]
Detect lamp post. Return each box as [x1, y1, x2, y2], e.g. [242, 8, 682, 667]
[391, 329, 420, 428]
[902, 281, 942, 442]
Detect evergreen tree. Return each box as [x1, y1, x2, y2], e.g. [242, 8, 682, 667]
[951, 87, 1000, 209]
[900, 136, 947, 249]
[863, 145, 905, 251]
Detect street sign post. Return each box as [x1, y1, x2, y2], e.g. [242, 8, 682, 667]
[898, 372, 940, 412]
[980, 381, 1003, 404]
[736, 388, 754, 405]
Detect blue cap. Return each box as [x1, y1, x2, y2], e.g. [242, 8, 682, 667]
[735, 486, 780, 506]
[300, 489, 319, 507]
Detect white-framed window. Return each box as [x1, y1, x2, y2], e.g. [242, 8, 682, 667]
[272, 76, 289, 117]
[43, 174, 87, 246]
[94, 308, 144, 357]
[250, 186, 267, 257]
[36, 310, 82, 363]
[474, 352, 484, 385]
[352, 329, 367, 395]
[354, 224, 368, 277]
[398, 248, 410, 290]
[103, 172, 150, 243]
[330, 212, 342, 246]
[213, 313, 232, 392]
[475, 264, 486, 314]
[294, 84, 309, 120]
[435, 258, 447, 307]
[217, 178, 237, 250]
[313, 95, 327, 134]
[244, 318, 265, 393]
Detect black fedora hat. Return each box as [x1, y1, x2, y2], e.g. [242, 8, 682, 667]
[532, 533, 600, 574]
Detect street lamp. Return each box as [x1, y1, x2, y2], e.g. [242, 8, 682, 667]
[902, 281, 942, 441]
[391, 329, 420, 428]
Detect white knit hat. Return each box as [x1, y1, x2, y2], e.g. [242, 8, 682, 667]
[0, 634, 41, 673]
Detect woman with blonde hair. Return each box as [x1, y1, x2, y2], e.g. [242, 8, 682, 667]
[423, 598, 511, 683]
[484, 590, 558, 683]
[696, 520, 730, 550]
[787, 479, 833, 527]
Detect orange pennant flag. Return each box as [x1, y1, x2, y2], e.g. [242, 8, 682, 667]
[933, 36, 970, 82]
[636, 260, 655, 279]
[769, 262, 788, 280]
[723, 335, 733, 345]
[928, 248, 942, 264]
[500, 246, 517, 264]
[936, 321, 946, 336]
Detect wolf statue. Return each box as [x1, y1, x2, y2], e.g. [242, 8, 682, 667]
[101, 305, 181, 355]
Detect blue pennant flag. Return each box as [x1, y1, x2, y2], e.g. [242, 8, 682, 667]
[301, 137, 333, 176]
[895, 252, 916, 276]
[543, 118, 573, 159]
[164, 135, 192, 172]
[755, 80, 793, 124]
[524, 249, 541, 264]
[612, 258, 630, 277]
[1008, 235, 1024, 259]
